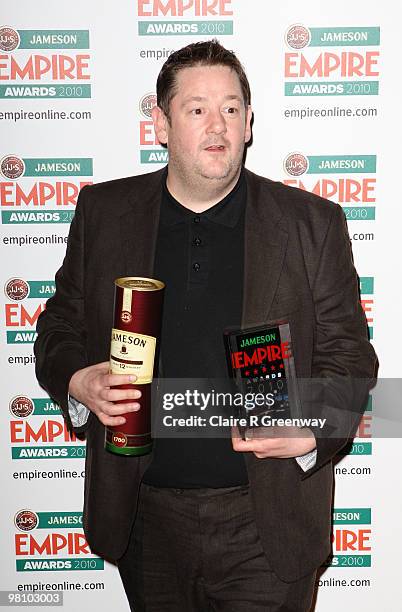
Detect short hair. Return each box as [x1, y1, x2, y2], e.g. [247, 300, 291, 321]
[156, 39, 251, 121]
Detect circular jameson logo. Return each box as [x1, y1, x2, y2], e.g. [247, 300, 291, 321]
[5, 278, 29, 301]
[112, 433, 127, 448]
[0, 155, 25, 179]
[139, 93, 157, 119]
[285, 24, 311, 49]
[284, 153, 309, 177]
[15, 510, 39, 532]
[0, 27, 20, 52]
[121, 311, 132, 324]
[9, 396, 34, 418]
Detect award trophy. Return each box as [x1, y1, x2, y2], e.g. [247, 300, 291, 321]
[224, 321, 301, 439]
[105, 277, 165, 456]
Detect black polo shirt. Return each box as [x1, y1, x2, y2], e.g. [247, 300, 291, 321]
[143, 171, 248, 487]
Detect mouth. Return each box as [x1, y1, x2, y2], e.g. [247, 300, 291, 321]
[204, 145, 226, 152]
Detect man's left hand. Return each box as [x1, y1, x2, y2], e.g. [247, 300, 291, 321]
[231, 426, 316, 459]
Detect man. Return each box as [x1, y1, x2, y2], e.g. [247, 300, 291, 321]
[34, 40, 377, 611]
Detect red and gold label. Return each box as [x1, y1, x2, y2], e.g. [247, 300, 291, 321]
[109, 328, 156, 384]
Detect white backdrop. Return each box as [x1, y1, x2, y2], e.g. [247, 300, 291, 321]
[2, 1, 400, 609]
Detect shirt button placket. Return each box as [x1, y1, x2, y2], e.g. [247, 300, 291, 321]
[192, 217, 201, 273]
[190, 215, 206, 286]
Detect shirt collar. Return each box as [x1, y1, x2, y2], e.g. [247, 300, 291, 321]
[161, 169, 246, 228]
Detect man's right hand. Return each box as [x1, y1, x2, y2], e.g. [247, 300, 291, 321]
[68, 361, 141, 426]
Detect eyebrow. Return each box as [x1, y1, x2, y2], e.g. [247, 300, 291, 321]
[181, 95, 243, 106]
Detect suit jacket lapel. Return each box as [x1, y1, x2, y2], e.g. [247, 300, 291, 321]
[118, 168, 166, 278]
[117, 168, 166, 378]
[242, 170, 289, 327]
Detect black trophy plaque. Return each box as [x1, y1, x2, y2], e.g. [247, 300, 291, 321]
[223, 321, 301, 439]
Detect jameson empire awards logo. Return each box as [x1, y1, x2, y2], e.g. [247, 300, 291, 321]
[9, 395, 61, 418]
[326, 508, 372, 568]
[137, 0, 234, 36]
[283, 152, 377, 222]
[138, 92, 169, 164]
[4, 278, 56, 345]
[284, 25, 380, 97]
[0, 26, 91, 98]
[13, 509, 104, 571]
[9, 393, 86, 460]
[0, 155, 93, 224]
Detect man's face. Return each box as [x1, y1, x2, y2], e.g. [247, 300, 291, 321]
[153, 65, 252, 189]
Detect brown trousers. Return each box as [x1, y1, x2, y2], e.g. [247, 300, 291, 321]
[118, 483, 316, 612]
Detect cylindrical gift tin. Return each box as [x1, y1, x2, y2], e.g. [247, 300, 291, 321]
[105, 276, 165, 456]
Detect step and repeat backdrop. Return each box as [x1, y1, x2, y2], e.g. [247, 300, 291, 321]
[1, 1, 400, 610]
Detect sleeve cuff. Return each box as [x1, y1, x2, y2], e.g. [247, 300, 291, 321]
[68, 394, 90, 428]
[295, 449, 317, 472]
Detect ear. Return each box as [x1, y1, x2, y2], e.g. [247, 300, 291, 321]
[244, 105, 252, 144]
[152, 106, 169, 145]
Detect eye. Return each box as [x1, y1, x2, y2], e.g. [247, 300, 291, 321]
[224, 106, 239, 114]
[191, 108, 203, 115]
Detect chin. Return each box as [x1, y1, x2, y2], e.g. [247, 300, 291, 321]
[198, 163, 234, 182]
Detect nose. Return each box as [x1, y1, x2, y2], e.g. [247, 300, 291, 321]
[206, 109, 226, 135]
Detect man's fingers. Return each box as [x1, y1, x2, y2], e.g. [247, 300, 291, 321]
[231, 432, 282, 453]
[93, 401, 141, 425]
[101, 373, 138, 388]
[230, 427, 255, 451]
[231, 436, 267, 452]
[93, 361, 111, 372]
[99, 387, 141, 403]
[231, 436, 273, 458]
[97, 401, 141, 416]
[98, 413, 127, 427]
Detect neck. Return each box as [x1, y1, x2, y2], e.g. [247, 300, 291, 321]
[166, 168, 242, 212]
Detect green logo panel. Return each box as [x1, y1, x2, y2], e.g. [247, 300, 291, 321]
[23, 158, 93, 177]
[141, 149, 169, 164]
[27, 281, 55, 298]
[333, 508, 371, 524]
[18, 30, 90, 49]
[37, 512, 83, 528]
[309, 27, 380, 47]
[16, 557, 104, 571]
[7, 331, 37, 344]
[285, 81, 379, 96]
[307, 155, 376, 174]
[2, 210, 75, 224]
[328, 555, 371, 567]
[338, 442, 372, 456]
[138, 21, 233, 36]
[343, 206, 375, 221]
[360, 277, 374, 294]
[12, 446, 86, 459]
[0, 85, 91, 99]
[33, 399, 61, 415]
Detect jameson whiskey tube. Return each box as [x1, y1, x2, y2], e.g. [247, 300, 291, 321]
[105, 277, 165, 456]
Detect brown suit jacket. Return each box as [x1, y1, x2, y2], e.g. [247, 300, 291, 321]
[34, 168, 377, 581]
